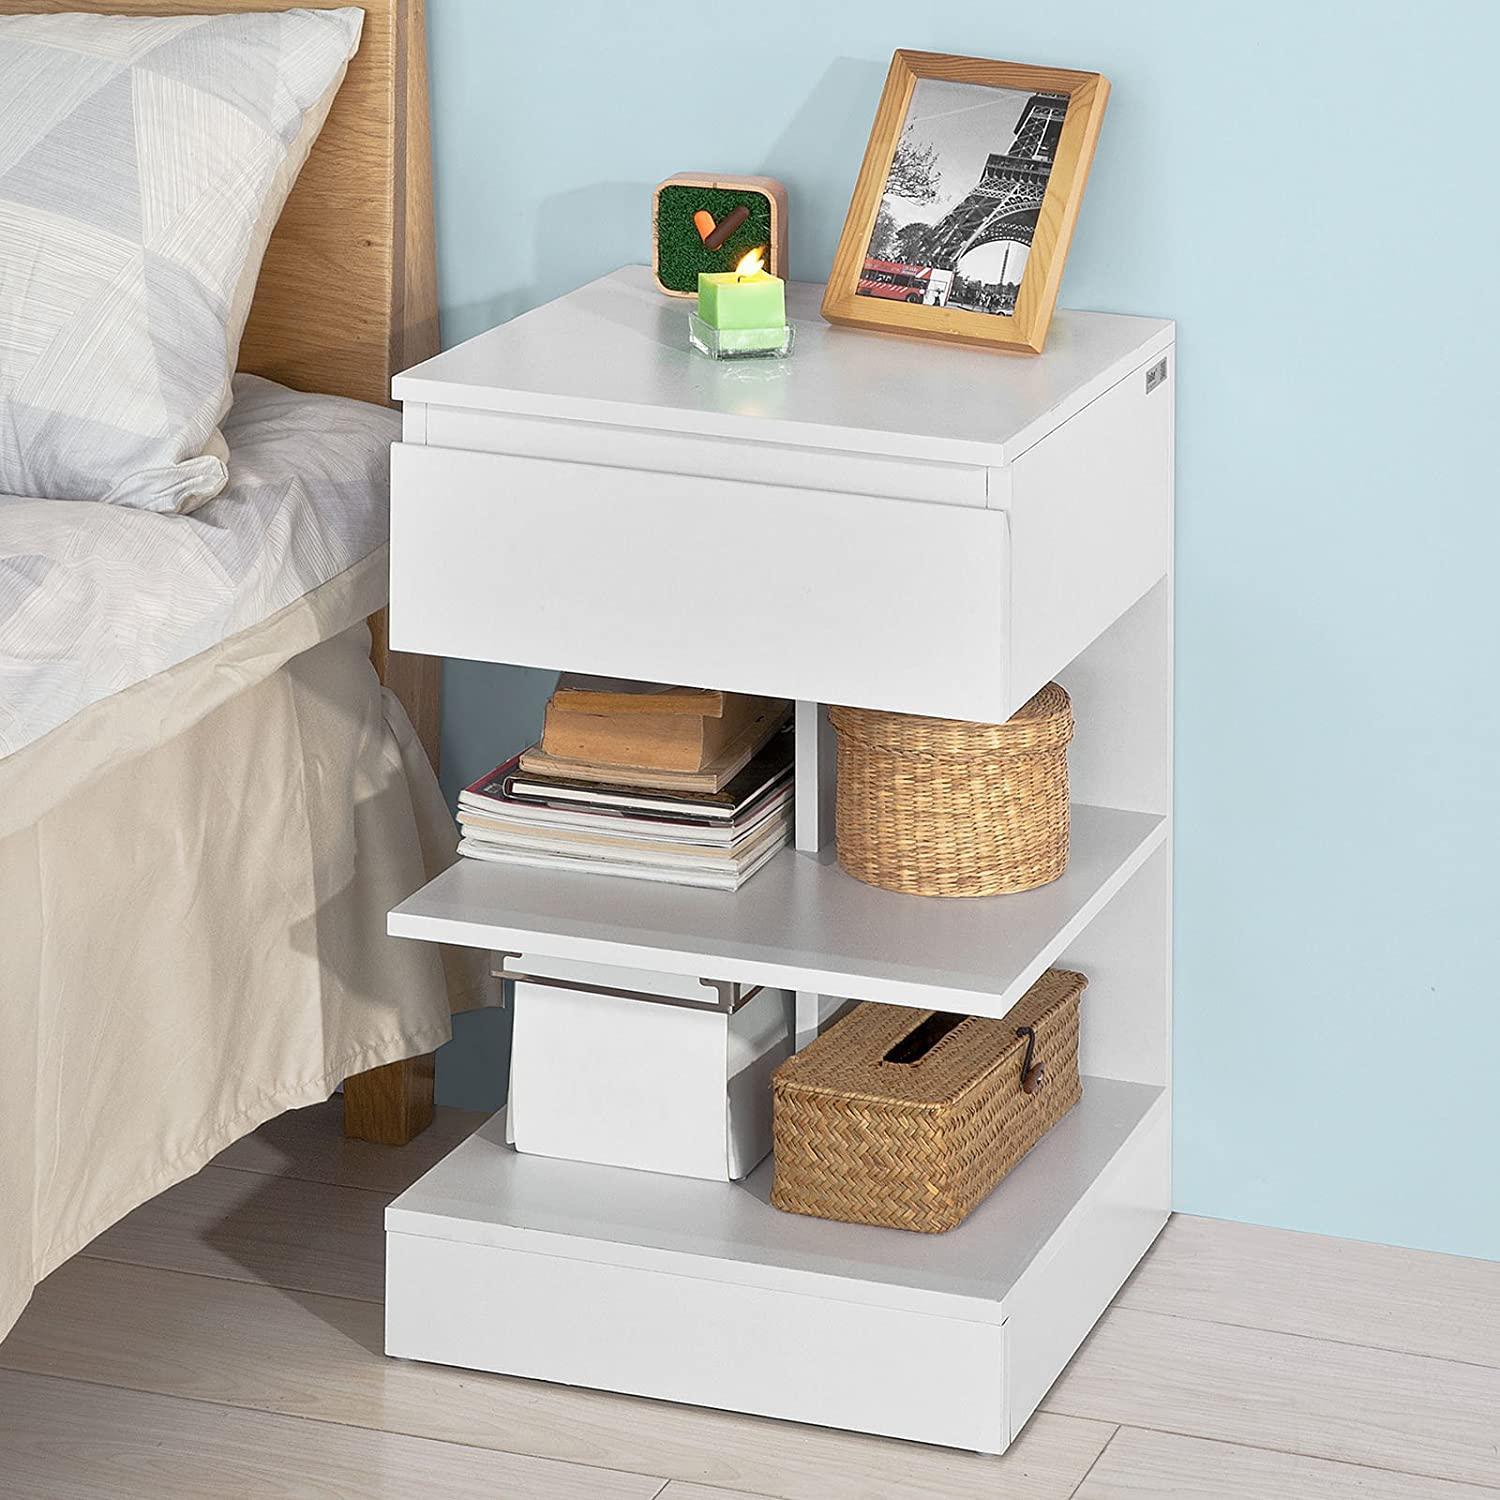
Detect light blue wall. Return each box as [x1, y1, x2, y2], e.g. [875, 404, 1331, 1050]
[423, 0, 1500, 1260]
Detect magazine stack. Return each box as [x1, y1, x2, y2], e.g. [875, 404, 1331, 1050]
[458, 676, 793, 891]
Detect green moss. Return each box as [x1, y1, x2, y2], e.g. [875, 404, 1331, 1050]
[655, 184, 775, 295]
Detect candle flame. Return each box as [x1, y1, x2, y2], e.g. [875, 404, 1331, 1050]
[735, 247, 766, 277]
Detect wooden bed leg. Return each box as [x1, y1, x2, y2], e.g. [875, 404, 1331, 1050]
[344, 1053, 435, 1144]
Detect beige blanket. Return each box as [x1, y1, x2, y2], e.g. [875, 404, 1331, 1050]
[1, 552, 486, 1341]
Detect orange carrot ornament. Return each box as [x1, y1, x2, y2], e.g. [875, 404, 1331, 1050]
[693, 209, 716, 243]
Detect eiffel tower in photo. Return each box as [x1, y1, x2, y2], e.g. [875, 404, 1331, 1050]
[922, 91, 1070, 271]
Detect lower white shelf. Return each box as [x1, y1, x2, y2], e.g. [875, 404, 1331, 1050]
[385, 1076, 1169, 1453]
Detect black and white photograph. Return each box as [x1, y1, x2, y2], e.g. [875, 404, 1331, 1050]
[860, 79, 1070, 317]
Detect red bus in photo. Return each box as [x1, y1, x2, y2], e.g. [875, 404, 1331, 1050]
[858, 258, 953, 306]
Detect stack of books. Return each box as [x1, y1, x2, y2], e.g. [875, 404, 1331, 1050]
[458, 676, 794, 891]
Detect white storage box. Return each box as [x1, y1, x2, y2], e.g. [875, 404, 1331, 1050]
[502, 952, 794, 1181]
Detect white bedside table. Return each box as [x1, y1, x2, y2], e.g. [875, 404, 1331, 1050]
[384, 266, 1175, 1456]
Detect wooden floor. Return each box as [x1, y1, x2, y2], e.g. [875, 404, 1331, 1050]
[3, 1106, 1498, 1499]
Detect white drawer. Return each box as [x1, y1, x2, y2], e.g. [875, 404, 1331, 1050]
[386, 1231, 1008, 1452]
[390, 443, 1014, 720]
[384, 1084, 1168, 1455]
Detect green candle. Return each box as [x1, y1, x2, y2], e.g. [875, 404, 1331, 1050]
[690, 249, 790, 357]
[697, 243, 787, 348]
[697, 268, 786, 331]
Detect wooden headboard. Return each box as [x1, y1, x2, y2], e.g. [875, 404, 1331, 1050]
[0, 0, 443, 767]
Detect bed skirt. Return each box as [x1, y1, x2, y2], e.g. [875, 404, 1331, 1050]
[0, 561, 489, 1342]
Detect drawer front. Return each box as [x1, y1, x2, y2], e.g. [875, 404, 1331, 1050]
[387, 1231, 1009, 1452]
[390, 444, 1012, 720]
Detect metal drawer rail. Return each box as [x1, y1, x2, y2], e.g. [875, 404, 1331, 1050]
[493, 952, 763, 1014]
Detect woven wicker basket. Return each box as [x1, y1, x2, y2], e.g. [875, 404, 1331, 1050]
[770, 969, 1086, 1234]
[829, 684, 1073, 898]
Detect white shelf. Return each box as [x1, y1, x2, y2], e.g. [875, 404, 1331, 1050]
[387, 1076, 1166, 1323]
[389, 802, 1165, 1014]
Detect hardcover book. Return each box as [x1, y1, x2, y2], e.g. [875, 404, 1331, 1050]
[541, 693, 787, 774]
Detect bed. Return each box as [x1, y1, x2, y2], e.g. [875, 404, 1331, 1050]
[0, 0, 483, 1342]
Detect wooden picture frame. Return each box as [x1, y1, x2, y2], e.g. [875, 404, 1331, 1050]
[821, 51, 1109, 355]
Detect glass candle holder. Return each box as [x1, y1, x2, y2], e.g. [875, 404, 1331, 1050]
[688, 312, 795, 360]
[690, 257, 793, 360]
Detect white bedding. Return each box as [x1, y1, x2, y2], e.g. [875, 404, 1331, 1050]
[0, 373, 398, 759]
[0, 614, 488, 1345]
[0, 373, 497, 1342]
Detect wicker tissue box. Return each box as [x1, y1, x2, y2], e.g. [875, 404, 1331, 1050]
[770, 969, 1086, 1233]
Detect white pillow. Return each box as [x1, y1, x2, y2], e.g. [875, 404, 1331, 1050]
[0, 7, 363, 513]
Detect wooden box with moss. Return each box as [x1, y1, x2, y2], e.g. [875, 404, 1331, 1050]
[652, 174, 788, 298]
